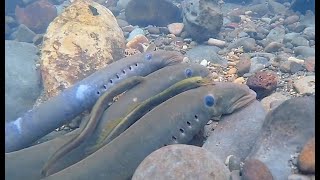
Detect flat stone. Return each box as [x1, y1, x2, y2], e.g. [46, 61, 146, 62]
[14, 24, 36, 43]
[186, 45, 228, 67]
[293, 46, 315, 58]
[260, 92, 289, 112]
[132, 144, 230, 180]
[293, 76, 315, 95]
[203, 100, 266, 162]
[246, 96, 315, 179]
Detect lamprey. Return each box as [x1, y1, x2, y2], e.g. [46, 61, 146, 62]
[91, 76, 214, 152]
[41, 76, 145, 177]
[43, 83, 256, 180]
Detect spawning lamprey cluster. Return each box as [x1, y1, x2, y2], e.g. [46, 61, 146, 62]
[5, 50, 257, 180]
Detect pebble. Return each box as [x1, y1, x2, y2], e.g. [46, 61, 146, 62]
[126, 34, 149, 52]
[200, 59, 208, 66]
[298, 137, 315, 174]
[233, 77, 245, 84]
[288, 174, 312, 180]
[291, 36, 309, 47]
[186, 45, 228, 66]
[293, 76, 315, 95]
[293, 46, 315, 58]
[260, 92, 289, 112]
[288, 57, 305, 64]
[283, 15, 300, 25]
[132, 144, 230, 180]
[127, 28, 145, 41]
[122, 25, 135, 32]
[227, 37, 256, 52]
[207, 38, 226, 47]
[264, 41, 283, 53]
[227, 67, 237, 74]
[246, 71, 278, 99]
[167, 23, 184, 36]
[250, 57, 270, 73]
[280, 61, 304, 73]
[242, 159, 273, 180]
[304, 57, 315, 72]
[266, 26, 286, 43]
[226, 155, 241, 171]
[303, 27, 315, 40]
[283, 32, 301, 43]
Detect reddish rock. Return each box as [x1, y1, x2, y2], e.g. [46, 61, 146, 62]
[236, 54, 251, 76]
[298, 137, 315, 174]
[225, 22, 239, 29]
[246, 71, 278, 99]
[304, 57, 315, 72]
[15, 0, 57, 33]
[242, 159, 274, 180]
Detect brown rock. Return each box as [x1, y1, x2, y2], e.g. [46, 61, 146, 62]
[236, 54, 251, 76]
[15, 0, 57, 33]
[298, 137, 315, 174]
[246, 71, 278, 99]
[283, 15, 300, 25]
[304, 56, 315, 72]
[280, 61, 304, 73]
[167, 23, 184, 36]
[242, 159, 274, 180]
[126, 34, 149, 51]
[132, 144, 230, 180]
[40, 0, 125, 98]
[264, 42, 283, 53]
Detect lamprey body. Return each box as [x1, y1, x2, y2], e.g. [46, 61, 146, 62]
[43, 83, 256, 180]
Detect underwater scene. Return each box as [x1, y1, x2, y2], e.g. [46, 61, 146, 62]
[5, 0, 315, 179]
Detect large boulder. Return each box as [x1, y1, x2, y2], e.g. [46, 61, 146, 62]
[125, 0, 182, 27]
[182, 0, 223, 42]
[5, 41, 42, 122]
[40, 0, 126, 98]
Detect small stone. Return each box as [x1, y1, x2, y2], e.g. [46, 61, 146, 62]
[264, 41, 283, 52]
[250, 57, 270, 73]
[146, 26, 160, 34]
[236, 54, 251, 76]
[260, 92, 289, 112]
[211, 72, 219, 78]
[200, 59, 208, 66]
[226, 155, 241, 171]
[126, 34, 149, 51]
[167, 23, 184, 36]
[207, 38, 226, 47]
[246, 71, 278, 99]
[280, 61, 304, 73]
[293, 76, 315, 95]
[242, 159, 274, 180]
[132, 144, 230, 180]
[158, 27, 170, 34]
[227, 37, 256, 52]
[32, 34, 43, 46]
[294, 46, 315, 58]
[291, 37, 309, 47]
[127, 28, 145, 41]
[14, 24, 36, 43]
[233, 77, 245, 84]
[261, 17, 271, 24]
[298, 137, 315, 174]
[283, 15, 300, 25]
[116, 18, 129, 27]
[122, 25, 135, 32]
[304, 57, 315, 72]
[228, 67, 237, 75]
[303, 27, 315, 40]
[288, 174, 312, 180]
[288, 57, 304, 64]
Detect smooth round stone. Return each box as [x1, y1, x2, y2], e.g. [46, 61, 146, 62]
[167, 23, 184, 36]
[132, 144, 230, 180]
[246, 96, 315, 179]
[203, 100, 266, 163]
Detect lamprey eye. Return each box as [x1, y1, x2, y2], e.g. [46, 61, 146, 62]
[204, 95, 215, 107]
[145, 53, 152, 60]
[185, 68, 193, 77]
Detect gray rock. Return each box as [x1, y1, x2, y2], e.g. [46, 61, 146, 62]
[293, 46, 315, 58]
[246, 96, 315, 179]
[5, 40, 42, 122]
[288, 174, 312, 180]
[266, 26, 286, 43]
[116, 19, 129, 28]
[125, 0, 182, 27]
[267, 0, 287, 15]
[291, 36, 309, 47]
[182, 0, 223, 42]
[264, 41, 283, 52]
[293, 76, 315, 95]
[303, 27, 315, 40]
[203, 100, 266, 163]
[127, 28, 145, 41]
[280, 61, 304, 73]
[245, 4, 269, 17]
[283, 32, 300, 43]
[14, 24, 36, 43]
[250, 56, 270, 73]
[260, 92, 289, 112]
[186, 45, 228, 67]
[132, 144, 230, 180]
[227, 37, 256, 52]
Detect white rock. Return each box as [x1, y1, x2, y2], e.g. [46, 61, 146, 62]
[200, 59, 208, 66]
[207, 38, 226, 47]
[288, 57, 304, 64]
